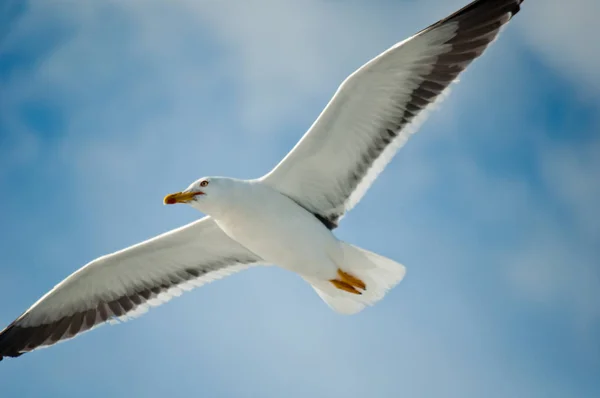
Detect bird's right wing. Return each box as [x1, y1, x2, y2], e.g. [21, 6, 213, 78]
[0, 216, 262, 360]
[261, 0, 523, 229]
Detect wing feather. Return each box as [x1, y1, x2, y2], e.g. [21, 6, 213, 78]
[261, 0, 524, 229]
[0, 217, 261, 360]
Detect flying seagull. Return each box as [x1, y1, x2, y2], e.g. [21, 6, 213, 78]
[0, 0, 524, 361]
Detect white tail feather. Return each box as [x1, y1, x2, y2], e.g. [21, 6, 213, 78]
[306, 242, 406, 315]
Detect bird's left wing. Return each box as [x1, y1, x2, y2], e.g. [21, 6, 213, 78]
[260, 0, 523, 229]
[0, 216, 261, 360]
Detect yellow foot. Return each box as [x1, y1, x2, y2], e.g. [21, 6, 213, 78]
[337, 269, 366, 290]
[330, 279, 362, 295]
[329, 269, 367, 295]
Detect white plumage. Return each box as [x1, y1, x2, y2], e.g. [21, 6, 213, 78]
[0, 0, 524, 361]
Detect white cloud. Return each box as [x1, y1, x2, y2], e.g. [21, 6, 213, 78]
[539, 133, 600, 241]
[1, 0, 598, 396]
[519, 0, 600, 99]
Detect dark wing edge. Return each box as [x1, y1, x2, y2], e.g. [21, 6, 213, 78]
[312, 0, 524, 229]
[0, 258, 256, 361]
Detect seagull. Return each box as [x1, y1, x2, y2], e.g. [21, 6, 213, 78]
[0, 0, 524, 361]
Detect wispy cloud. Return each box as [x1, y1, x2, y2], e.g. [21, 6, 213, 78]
[1, 1, 598, 397]
[520, 0, 600, 99]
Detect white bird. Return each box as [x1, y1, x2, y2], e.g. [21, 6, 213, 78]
[0, 0, 524, 360]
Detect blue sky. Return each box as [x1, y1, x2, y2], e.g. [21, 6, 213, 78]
[1, 0, 599, 396]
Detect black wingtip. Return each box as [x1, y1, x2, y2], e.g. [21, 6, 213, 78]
[0, 322, 29, 361]
[453, 0, 524, 21]
[0, 351, 25, 362]
[0, 353, 25, 362]
[410, 0, 525, 42]
[512, 0, 524, 17]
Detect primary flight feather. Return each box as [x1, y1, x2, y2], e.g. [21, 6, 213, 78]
[0, 0, 524, 361]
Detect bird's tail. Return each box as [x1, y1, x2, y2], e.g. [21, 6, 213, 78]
[306, 242, 406, 315]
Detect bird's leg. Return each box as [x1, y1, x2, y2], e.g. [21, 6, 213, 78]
[337, 269, 366, 290]
[329, 269, 366, 294]
[330, 279, 362, 295]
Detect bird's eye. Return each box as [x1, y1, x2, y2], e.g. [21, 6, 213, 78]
[200, 180, 209, 187]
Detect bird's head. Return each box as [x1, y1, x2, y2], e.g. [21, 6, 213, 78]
[163, 177, 231, 214]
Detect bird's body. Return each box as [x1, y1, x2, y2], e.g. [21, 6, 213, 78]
[208, 179, 340, 279]
[0, 0, 525, 361]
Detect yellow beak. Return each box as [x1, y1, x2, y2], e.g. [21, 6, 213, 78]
[163, 191, 203, 205]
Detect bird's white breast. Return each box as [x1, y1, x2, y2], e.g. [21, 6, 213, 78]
[213, 182, 340, 278]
